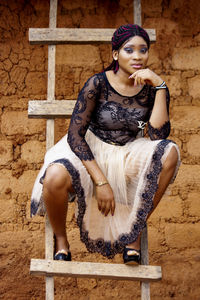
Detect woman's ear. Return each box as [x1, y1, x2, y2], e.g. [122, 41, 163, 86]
[112, 50, 118, 61]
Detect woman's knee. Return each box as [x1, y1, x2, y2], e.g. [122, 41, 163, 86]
[43, 164, 70, 192]
[163, 146, 179, 171]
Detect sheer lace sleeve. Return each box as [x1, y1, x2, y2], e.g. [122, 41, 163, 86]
[67, 74, 100, 161]
[148, 86, 171, 140]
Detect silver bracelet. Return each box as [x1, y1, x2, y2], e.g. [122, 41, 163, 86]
[154, 81, 167, 89]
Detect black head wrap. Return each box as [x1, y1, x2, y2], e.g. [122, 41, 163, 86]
[105, 24, 150, 73]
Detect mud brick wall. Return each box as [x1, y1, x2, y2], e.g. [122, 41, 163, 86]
[0, 0, 200, 299]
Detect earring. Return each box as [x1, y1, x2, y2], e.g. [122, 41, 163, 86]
[114, 60, 119, 73]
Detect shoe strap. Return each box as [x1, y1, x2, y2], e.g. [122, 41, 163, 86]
[125, 248, 141, 256]
[55, 249, 70, 256]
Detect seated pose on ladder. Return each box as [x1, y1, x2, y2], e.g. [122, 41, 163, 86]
[31, 24, 180, 264]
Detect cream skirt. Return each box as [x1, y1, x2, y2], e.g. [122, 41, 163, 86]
[31, 130, 180, 258]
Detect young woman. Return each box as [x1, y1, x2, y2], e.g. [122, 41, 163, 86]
[31, 24, 180, 264]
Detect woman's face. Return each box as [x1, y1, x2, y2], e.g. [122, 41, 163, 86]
[113, 35, 149, 75]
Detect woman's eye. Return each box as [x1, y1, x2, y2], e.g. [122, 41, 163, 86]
[140, 48, 148, 54]
[124, 48, 133, 54]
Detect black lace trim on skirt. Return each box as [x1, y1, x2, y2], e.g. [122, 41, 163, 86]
[31, 139, 174, 258]
[78, 139, 173, 258]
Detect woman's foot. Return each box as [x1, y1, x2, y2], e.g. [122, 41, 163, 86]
[54, 234, 71, 261]
[123, 234, 141, 264]
[123, 248, 141, 265]
[54, 249, 71, 261]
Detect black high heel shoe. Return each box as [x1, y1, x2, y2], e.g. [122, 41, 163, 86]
[53, 234, 71, 261]
[123, 248, 141, 265]
[54, 250, 71, 261]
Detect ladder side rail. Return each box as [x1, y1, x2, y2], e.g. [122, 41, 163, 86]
[134, 0, 142, 26]
[45, 0, 58, 299]
[141, 227, 150, 300]
[134, 0, 151, 299]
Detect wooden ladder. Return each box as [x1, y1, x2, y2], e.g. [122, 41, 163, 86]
[28, 1, 160, 299]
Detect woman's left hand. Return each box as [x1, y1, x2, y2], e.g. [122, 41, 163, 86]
[129, 68, 163, 87]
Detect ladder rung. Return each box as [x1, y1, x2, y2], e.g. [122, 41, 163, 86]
[28, 100, 75, 118]
[29, 28, 156, 45]
[30, 259, 162, 282]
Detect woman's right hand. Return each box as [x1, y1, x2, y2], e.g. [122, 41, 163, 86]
[96, 184, 115, 216]
[82, 159, 115, 216]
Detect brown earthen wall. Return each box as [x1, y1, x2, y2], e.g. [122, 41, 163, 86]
[0, 0, 200, 299]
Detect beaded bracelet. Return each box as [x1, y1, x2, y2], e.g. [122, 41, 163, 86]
[154, 81, 167, 89]
[95, 181, 109, 187]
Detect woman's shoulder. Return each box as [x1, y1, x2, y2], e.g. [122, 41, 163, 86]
[83, 72, 106, 90]
[85, 71, 104, 83]
[89, 71, 106, 83]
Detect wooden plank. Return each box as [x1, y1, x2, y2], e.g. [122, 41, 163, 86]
[134, 0, 142, 26]
[29, 28, 156, 44]
[141, 281, 150, 300]
[45, 216, 54, 259]
[141, 227, 151, 300]
[49, 0, 57, 28]
[47, 46, 56, 101]
[30, 259, 162, 282]
[47, 0, 57, 102]
[141, 227, 149, 265]
[46, 276, 54, 300]
[45, 216, 54, 300]
[28, 100, 76, 118]
[46, 119, 55, 147]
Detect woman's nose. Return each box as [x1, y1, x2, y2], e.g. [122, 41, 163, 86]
[132, 51, 141, 60]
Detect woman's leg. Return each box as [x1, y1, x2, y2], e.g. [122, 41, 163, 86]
[43, 164, 73, 253]
[127, 146, 179, 250]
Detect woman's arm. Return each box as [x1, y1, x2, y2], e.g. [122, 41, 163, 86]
[130, 68, 171, 140]
[67, 74, 115, 216]
[149, 89, 169, 127]
[148, 87, 171, 140]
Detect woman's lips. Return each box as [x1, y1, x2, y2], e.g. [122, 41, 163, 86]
[131, 64, 143, 69]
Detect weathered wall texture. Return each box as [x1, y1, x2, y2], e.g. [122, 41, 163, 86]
[0, 0, 200, 299]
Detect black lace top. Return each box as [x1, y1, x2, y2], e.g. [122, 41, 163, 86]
[67, 72, 170, 161]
